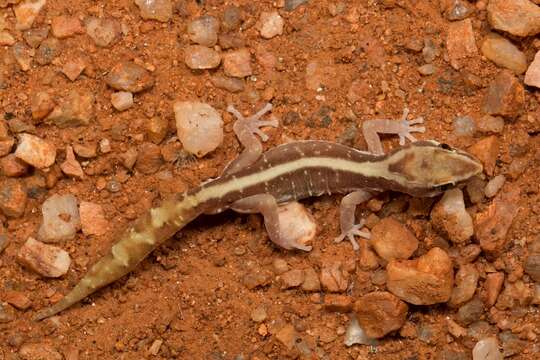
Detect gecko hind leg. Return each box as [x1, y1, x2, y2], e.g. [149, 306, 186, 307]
[231, 194, 312, 252]
[223, 103, 279, 176]
[334, 190, 374, 251]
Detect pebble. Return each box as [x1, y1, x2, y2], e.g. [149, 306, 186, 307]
[276, 202, 316, 251]
[472, 337, 503, 360]
[73, 143, 97, 158]
[12, 42, 32, 71]
[85, 17, 121, 47]
[475, 186, 519, 255]
[431, 188, 474, 244]
[134, 0, 172, 22]
[0, 179, 27, 218]
[19, 343, 63, 360]
[23, 26, 49, 48]
[120, 147, 138, 169]
[485, 272, 504, 307]
[272, 258, 289, 274]
[250, 305, 267, 322]
[369, 217, 418, 261]
[449, 264, 479, 306]
[145, 116, 168, 144]
[184, 45, 221, 69]
[482, 71, 524, 119]
[524, 253, 540, 282]
[174, 101, 223, 157]
[79, 201, 108, 236]
[475, 115, 504, 134]
[280, 269, 304, 289]
[275, 324, 298, 350]
[99, 138, 111, 153]
[453, 115, 476, 137]
[31, 91, 55, 121]
[358, 242, 379, 270]
[4, 290, 31, 310]
[0, 137, 14, 157]
[111, 91, 134, 111]
[386, 247, 454, 305]
[223, 48, 253, 78]
[444, 0, 474, 21]
[446, 318, 467, 338]
[46, 91, 95, 127]
[446, 18, 477, 70]
[14, 0, 46, 30]
[135, 142, 162, 174]
[218, 33, 246, 49]
[258, 11, 284, 39]
[0, 31, 15, 45]
[187, 15, 219, 46]
[320, 261, 349, 292]
[484, 175, 505, 198]
[0, 232, 7, 253]
[354, 291, 408, 338]
[60, 145, 84, 179]
[468, 136, 499, 176]
[37, 194, 80, 242]
[105, 61, 155, 93]
[285, 0, 309, 11]
[524, 50, 540, 88]
[0, 154, 28, 177]
[222, 5, 242, 31]
[301, 267, 321, 292]
[17, 237, 71, 277]
[481, 33, 527, 74]
[242, 270, 271, 289]
[417, 63, 436, 75]
[61, 57, 86, 81]
[487, 0, 540, 37]
[0, 303, 15, 323]
[35, 38, 61, 65]
[210, 74, 244, 93]
[457, 297, 484, 325]
[51, 15, 84, 38]
[344, 315, 377, 346]
[323, 294, 353, 313]
[15, 134, 56, 169]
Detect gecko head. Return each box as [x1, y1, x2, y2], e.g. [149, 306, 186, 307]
[386, 141, 483, 196]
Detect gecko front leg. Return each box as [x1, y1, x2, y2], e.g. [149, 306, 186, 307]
[334, 190, 374, 251]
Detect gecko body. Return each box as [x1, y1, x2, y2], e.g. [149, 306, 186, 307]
[34, 104, 482, 320]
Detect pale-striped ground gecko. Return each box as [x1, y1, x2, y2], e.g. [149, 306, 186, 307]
[34, 103, 482, 320]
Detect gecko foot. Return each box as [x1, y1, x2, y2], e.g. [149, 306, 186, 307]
[398, 108, 425, 145]
[227, 103, 279, 142]
[334, 219, 371, 251]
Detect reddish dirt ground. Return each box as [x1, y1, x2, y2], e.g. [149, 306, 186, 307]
[0, 0, 539, 359]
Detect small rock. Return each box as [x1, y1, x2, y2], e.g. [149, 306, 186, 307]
[444, 0, 474, 21]
[184, 45, 221, 69]
[458, 244, 482, 265]
[19, 343, 63, 360]
[135, 0, 172, 22]
[99, 138, 111, 154]
[0, 178, 27, 218]
[242, 270, 271, 289]
[524, 50, 540, 88]
[324, 294, 353, 312]
[301, 267, 321, 292]
[4, 290, 31, 310]
[484, 175, 505, 198]
[285, 0, 309, 11]
[120, 147, 138, 169]
[484, 272, 504, 307]
[0, 154, 29, 177]
[468, 136, 499, 176]
[111, 91, 134, 111]
[281, 269, 304, 289]
[499, 331, 527, 357]
[23, 26, 49, 48]
[73, 143, 97, 158]
[45, 91, 95, 128]
[449, 264, 479, 306]
[174, 101, 223, 157]
[79, 201, 108, 236]
[472, 337, 503, 360]
[457, 297, 484, 325]
[524, 254, 540, 282]
[430, 188, 474, 244]
[344, 315, 377, 346]
[0, 233, 8, 253]
[35, 38, 61, 65]
[210, 74, 244, 93]
[475, 186, 520, 255]
[0, 303, 15, 323]
[14, 0, 46, 30]
[487, 0, 540, 37]
[258, 11, 284, 39]
[423, 38, 440, 63]
[275, 324, 298, 350]
[446, 318, 467, 338]
[320, 261, 349, 292]
[105, 61, 155, 93]
[15, 134, 56, 169]
[272, 258, 289, 274]
[12, 42, 32, 71]
[31, 91, 55, 121]
[358, 241, 379, 270]
[496, 280, 533, 309]
[417, 63, 436, 75]
[38, 194, 80, 242]
[276, 202, 316, 251]
[453, 115, 476, 137]
[354, 291, 408, 338]
[386, 247, 454, 305]
[17, 237, 71, 277]
[51, 15, 84, 38]
[0, 137, 14, 157]
[369, 217, 418, 261]
[85, 17, 121, 47]
[60, 146, 84, 179]
[0, 31, 15, 45]
[187, 15, 219, 46]
[145, 116, 168, 144]
[223, 48, 253, 78]
[475, 115, 504, 134]
[305, 60, 338, 90]
[250, 305, 267, 322]
[222, 5, 242, 31]
[481, 33, 527, 74]
[483, 71, 524, 119]
[61, 57, 86, 81]
[446, 18, 477, 70]
[135, 142, 162, 174]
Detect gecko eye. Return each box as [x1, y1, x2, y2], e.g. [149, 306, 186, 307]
[436, 183, 453, 192]
[440, 143, 452, 150]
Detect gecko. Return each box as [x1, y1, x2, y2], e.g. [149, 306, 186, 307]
[34, 103, 483, 320]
